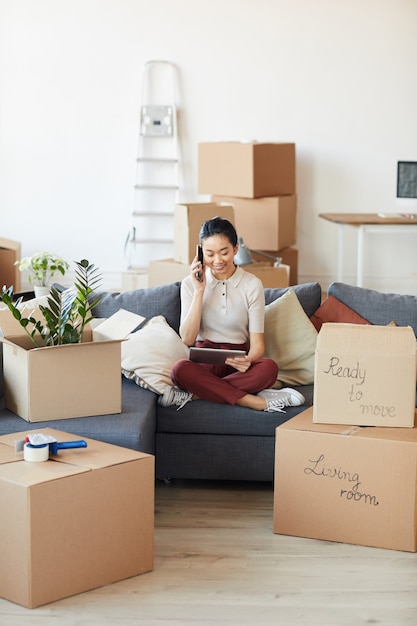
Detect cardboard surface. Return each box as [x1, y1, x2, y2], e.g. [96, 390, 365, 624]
[242, 263, 290, 288]
[313, 323, 416, 427]
[149, 258, 191, 286]
[252, 246, 298, 285]
[0, 428, 154, 608]
[0, 309, 142, 422]
[198, 142, 296, 198]
[273, 408, 417, 551]
[149, 258, 290, 288]
[212, 194, 297, 250]
[174, 202, 235, 265]
[0, 236, 21, 292]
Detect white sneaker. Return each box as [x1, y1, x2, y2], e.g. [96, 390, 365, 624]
[158, 386, 193, 410]
[258, 388, 305, 413]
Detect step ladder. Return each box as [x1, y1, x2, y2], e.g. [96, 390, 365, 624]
[126, 60, 181, 270]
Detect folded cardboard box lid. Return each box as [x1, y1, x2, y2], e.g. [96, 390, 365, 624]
[313, 322, 417, 428]
[274, 407, 417, 552]
[0, 308, 144, 422]
[0, 428, 154, 608]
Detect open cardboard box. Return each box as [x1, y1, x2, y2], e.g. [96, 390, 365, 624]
[274, 407, 417, 552]
[0, 308, 144, 422]
[0, 428, 154, 608]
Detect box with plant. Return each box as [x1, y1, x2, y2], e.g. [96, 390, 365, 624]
[0, 259, 102, 347]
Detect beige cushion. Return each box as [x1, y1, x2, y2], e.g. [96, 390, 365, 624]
[121, 315, 189, 394]
[264, 287, 318, 386]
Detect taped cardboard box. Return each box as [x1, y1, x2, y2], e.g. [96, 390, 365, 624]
[174, 202, 235, 264]
[199, 142, 295, 198]
[313, 322, 416, 428]
[0, 308, 143, 422]
[0, 428, 154, 608]
[212, 194, 297, 250]
[274, 407, 417, 551]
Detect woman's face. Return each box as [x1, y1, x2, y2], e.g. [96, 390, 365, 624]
[201, 234, 238, 280]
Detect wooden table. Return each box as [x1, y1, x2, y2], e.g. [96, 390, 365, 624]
[319, 212, 417, 286]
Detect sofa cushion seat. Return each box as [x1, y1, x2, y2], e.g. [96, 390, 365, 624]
[156, 384, 314, 437]
[0, 379, 157, 454]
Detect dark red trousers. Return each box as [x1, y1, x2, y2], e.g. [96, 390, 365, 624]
[171, 340, 278, 405]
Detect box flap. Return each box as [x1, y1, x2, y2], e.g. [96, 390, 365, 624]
[0, 429, 150, 471]
[318, 322, 416, 355]
[92, 308, 145, 341]
[0, 442, 21, 465]
[0, 307, 45, 339]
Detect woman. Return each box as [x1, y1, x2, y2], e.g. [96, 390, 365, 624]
[159, 216, 305, 411]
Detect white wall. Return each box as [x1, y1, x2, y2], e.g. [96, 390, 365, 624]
[1, 0, 417, 292]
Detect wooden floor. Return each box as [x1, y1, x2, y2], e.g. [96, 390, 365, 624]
[1, 479, 417, 625]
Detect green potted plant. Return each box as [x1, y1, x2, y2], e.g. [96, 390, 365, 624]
[1, 259, 102, 347]
[15, 251, 70, 296]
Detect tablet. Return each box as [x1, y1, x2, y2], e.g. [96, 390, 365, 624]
[189, 347, 246, 364]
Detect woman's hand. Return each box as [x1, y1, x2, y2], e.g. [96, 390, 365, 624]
[191, 252, 205, 289]
[225, 355, 251, 372]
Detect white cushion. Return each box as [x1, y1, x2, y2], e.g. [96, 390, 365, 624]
[264, 287, 318, 386]
[121, 315, 189, 394]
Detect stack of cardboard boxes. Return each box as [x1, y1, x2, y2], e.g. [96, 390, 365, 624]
[199, 141, 299, 285]
[146, 141, 297, 289]
[273, 322, 417, 552]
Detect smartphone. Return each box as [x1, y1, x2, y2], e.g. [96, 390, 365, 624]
[196, 244, 204, 281]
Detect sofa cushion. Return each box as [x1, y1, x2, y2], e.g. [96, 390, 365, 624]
[264, 282, 322, 317]
[121, 315, 189, 394]
[0, 379, 157, 454]
[328, 282, 417, 337]
[92, 282, 182, 333]
[310, 295, 370, 332]
[156, 384, 314, 437]
[264, 287, 318, 386]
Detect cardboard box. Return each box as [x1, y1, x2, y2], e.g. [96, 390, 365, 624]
[0, 428, 154, 608]
[0, 237, 21, 292]
[174, 202, 235, 264]
[0, 309, 143, 422]
[121, 270, 149, 291]
[313, 323, 416, 428]
[243, 263, 290, 288]
[274, 408, 417, 551]
[149, 258, 190, 286]
[148, 258, 289, 288]
[212, 195, 297, 250]
[252, 246, 298, 285]
[198, 142, 295, 198]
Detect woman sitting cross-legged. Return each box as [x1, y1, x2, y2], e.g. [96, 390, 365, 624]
[158, 216, 305, 412]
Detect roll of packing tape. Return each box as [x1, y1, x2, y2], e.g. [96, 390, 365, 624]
[23, 442, 49, 462]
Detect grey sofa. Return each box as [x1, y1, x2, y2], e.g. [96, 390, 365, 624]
[0, 280, 416, 482]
